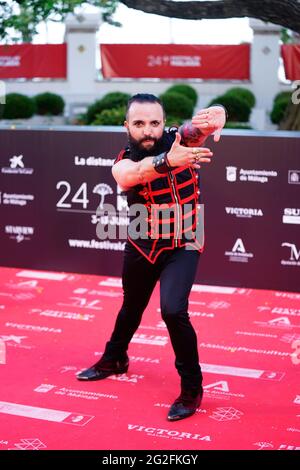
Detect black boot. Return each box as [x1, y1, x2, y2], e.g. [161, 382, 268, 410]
[167, 387, 203, 421]
[76, 354, 129, 381]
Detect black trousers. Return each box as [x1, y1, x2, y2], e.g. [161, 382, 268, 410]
[103, 241, 202, 390]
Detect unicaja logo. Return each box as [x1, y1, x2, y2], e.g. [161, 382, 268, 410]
[226, 166, 237, 182]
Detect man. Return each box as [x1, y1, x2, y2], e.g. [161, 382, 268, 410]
[77, 94, 226, 421]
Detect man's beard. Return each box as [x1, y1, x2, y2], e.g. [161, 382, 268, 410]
[128, 133, 165, 161]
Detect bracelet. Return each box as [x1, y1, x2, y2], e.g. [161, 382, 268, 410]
[152, 152, 173, 174]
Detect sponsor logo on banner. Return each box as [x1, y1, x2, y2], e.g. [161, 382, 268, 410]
[278, 444, 300, 450]
[9, 438, 47, 451]
[226, 166, 277, 183]
[209, 407, 243, 421]
[291, 339, 300, 365]
[281, 242, 300, 266]
[0, 192, 34, 207]
[4, 225, 34, 243]
[5, 322, 62, 334]
[1, 155, 34, 175]
[225, 238, 254, 263]
[30, 308, 95, 322]
[99, 277, 122, 288]
[294, 395, 300, 404]
[288, 170, 300, 184]
[235, 330, 277, 339]
[128, 424, 211, 442]
[254, 316, 300, 330]
[73, 287, 122, 298]
[16, 270, 77, 282]
[286, 427, 300, 433]
[156, 309, 214, 321]
[34, 383, 118, 400]
[0, 338, 6, 364]
[0, 401, 94, 426]
[282, 208, 300, 225]
[74, 155, 114, 167]
[0, 56, 20, 67]
[270, 306, 300, 317]
[201, 363, 285, 381]
[191, 284, 237, 294]
[56, 180, 128, 229]
[0, 334, 33, 350]
[275, 292, 300, 300]
[148, 54, 201, 68]
[34, 384, 56, 393]
[5, 279, 43, 293]
[131, 333, 168, 346]
[58, 297, 102, 311]
[68, 238, 125, 251]
[254, 442, 274, 450]
[204, 381, 245, 400]
[280, 333, 300, 344]
[0, 290, 35, 301]
[200, 342, 291, 358]
[225, 207, 263, 218]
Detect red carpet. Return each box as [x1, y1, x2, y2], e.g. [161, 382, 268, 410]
[0, 266, 299, 450]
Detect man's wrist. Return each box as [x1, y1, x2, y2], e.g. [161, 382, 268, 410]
[152, 152, 174, 174]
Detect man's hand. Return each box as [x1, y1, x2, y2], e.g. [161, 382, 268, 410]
[192, 106, 226, 142]
[167, 132, 213, 170]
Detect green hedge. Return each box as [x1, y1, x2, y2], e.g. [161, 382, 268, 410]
[270, 97, 290, 124]
[209, 94, 251, 122]
[225, 87, 256, 108]
[160, 92, 194, 120]
[34, 92, 65, 116]
[225, 122, 253, 129]
[1, 93, 36, 119]
[86, 92, 130, 124]
[164, 84, 198, 106]
[91, 107, 126, 126]
[274, 91, 292, 104]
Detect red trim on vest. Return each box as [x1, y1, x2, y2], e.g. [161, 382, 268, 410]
[115, 149, 127, 164]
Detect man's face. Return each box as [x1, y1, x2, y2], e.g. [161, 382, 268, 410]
[125, 102, 165, 152]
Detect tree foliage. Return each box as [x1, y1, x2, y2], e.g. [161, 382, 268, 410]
[1, 1, 300, 42]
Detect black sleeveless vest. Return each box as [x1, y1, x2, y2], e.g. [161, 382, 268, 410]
[114, 130, 204, 263]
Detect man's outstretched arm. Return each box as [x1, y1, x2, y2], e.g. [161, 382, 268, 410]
[112, 132, 213, 191]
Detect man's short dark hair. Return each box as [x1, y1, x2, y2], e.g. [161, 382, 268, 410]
[126, 93, 166, 120]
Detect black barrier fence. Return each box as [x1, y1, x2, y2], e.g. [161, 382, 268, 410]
[0, 126, 299, 292]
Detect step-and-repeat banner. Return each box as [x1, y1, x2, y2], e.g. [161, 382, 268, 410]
[0, 128, 299, 292]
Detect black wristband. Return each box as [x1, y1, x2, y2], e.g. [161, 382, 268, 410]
[152, 152, 173, 174]
[213, 103, 229, 120]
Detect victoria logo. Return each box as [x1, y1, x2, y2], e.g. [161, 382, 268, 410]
[225, 238, 254, 263]
[1, 155, 34, 175]
[281, 242, 300, 266]
[225, 207, 263, 218]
